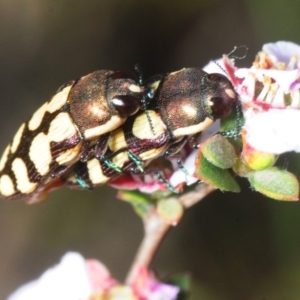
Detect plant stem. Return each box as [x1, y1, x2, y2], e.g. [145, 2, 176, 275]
[125, 184, 215, 285]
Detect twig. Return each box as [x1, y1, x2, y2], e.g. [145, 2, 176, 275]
[125, 183, 215, 285]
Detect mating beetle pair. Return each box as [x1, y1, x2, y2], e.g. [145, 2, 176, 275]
[0, 67, 239, 202]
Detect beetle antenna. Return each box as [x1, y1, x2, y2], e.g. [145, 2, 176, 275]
[227, 45, 248, 60]
[134, 63, 143, 84]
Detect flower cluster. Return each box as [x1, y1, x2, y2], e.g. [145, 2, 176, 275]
[227, 41, 300, 154]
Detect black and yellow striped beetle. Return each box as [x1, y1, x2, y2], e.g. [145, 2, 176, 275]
[0, 70, 152, 202]
[0, 67, 239, 202]
[62, 68, 239, 193]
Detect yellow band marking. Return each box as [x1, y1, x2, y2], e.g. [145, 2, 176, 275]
[139, 145, 166, 161]
[28, 85, 72, 131]
[48, 85, 72, 113]
[172, 117, 213, 138]
[84, 115, 124, 140]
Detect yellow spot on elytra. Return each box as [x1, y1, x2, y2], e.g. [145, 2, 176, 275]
[11, 123, 25, 153]
[11, 158, 37, 194]
[48, 112, 77, 142]
[0, 174, 15, 196]
[108, 128, 127, 152]
[30, 112, 82, 174]
[29, 133, 51, 176]
[56, 142, 82, 165]
[87, 158, 110, 184]
[28, 102, 48, 131]
[132, 111, 166, 139]
[0, 144, 11, 172]
[47, 85, 72, 113]
[107, 128, 128, 167]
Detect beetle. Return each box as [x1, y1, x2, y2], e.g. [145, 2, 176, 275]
[0, 70, 152, 202]
[62, 68, 239, 194]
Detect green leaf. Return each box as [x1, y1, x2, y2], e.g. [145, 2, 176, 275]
[117, 190, 153, 217]
[117, 190, 153, 205]
[201, 134, 237, 169]
[248, 167, 299, 201]
[195, 151, 240, 192]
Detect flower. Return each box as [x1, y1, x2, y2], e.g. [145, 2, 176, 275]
[224, 41, 300, 154]
[8, 252, 179, 300]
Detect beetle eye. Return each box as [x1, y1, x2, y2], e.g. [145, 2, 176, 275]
[111, 95, 140, 117]
[209, 97, 234, 118]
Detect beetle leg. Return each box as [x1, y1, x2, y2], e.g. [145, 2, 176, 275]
[164, 137, 187, 157]
[127, 150, 145, 173]
[80, 134, 110, 162]
[99, 156, 123, 174]
[147, 169, 178, 194]
[188, 132, 202, 149]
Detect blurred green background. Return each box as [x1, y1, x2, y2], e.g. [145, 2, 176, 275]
[1, 0, 300, 299]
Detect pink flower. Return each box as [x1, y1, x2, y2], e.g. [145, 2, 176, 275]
[8, 253, 179, 300]
[132, 267, 180, 300]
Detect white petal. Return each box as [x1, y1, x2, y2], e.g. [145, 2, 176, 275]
[244, 109, 300, 154]
[203, 58, 227, 75]
[8, 252, 91, 300]
[263, 41, 300, 64]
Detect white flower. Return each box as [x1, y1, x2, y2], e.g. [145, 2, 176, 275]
[8, 252, 91, 300]
[223, 41, 300, 154]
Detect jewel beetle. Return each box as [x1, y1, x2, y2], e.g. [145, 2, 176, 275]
[0, 70, 150, 202]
